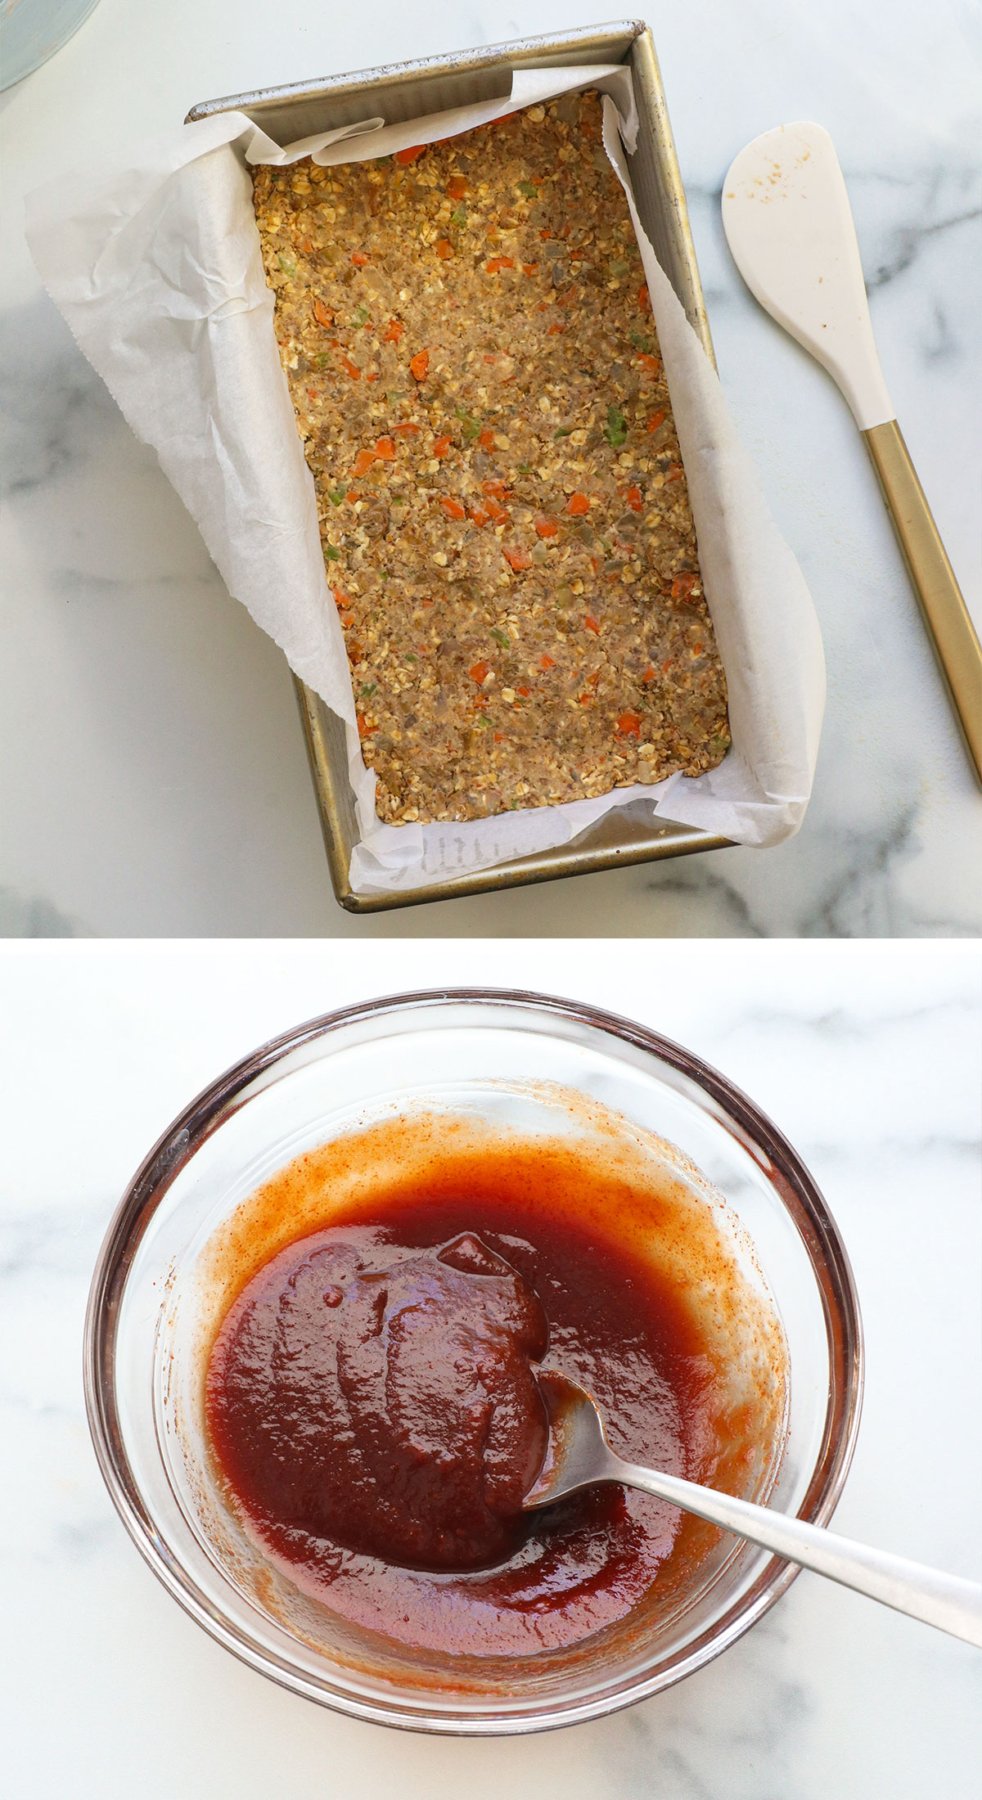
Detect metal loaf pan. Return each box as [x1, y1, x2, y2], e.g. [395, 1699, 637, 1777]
[188, 19, 730, 912]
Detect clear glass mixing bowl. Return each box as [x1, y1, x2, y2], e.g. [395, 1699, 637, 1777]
[84, 989, 863, 1734]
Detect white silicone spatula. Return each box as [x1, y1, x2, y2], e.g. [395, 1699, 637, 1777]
[722, 122, 982, 783]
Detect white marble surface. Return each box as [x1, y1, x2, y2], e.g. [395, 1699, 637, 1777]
[2, 940, 981, 1797]
[1, 0, 981, 938]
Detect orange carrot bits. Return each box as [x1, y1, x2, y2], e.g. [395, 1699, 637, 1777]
[671, 572, 698, 598]
[485, 256, 516, 274]
[646, 409, 666, 433]
[383, 318, 404, 343]
[637, 352, 661, 374]
[374, 436, 396, 460]
[584, 614, 602, 635]
[433, 434, 452, 458]
[439, 497, 466, 520]
[447, 175, 468, 199]
[350, 251, 370, 266]
[535, 516, 559, 538]
[566, 492, 591, 516]
[625, 485, 643, 512]
[351, 448, 377, 477]
[503, 546, 532, 572]
[394, 144, 426, 165]
[468, 660, 490, 684]
[478, 427, 496, 451]
[539, 654, 556, 671]
[616, 712, 642, 738]
[409, 349, 430, 381]
[521, 262, 539, 277]
[641, 664, 656, 684]
[312, 298, 333, 328]
[393, 422, 420, 438]
[340, 356, 361, 380]
[435, 238, 454, 260]
[516, 684, 532, 698]
[468, 507, 490, 528]
[638, 282, 650, 310]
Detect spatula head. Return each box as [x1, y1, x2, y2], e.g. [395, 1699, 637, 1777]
[722, 122, 893, 430]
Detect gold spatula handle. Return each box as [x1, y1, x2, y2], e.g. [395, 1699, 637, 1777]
[864, 420, 982, 784]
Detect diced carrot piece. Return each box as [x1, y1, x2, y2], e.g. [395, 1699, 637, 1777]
[394, 145, 426, 165]
[666, 464, 685, 482]
[447, 175, 468, 199]
[356, 712, 377, 736]
[503, 546, 532, 572]
[306, 387, 317, 400]
[440, 497, 467, 520]
[584, 615, 601, 635]
[535, 516, 559, 538]
[638, 283, 650, 310]
[626, 485, 643, 512]
[485, 256, 516, 274]
[299, 237, 313, 255]
[616, 712, 642, 738]
[332, 588, 351, 609]
[365, 371, 379, 382]
[394, 422, 420, 437]
[482, 480, 510, 500]
[409, 350, 430, 380]
[517, 684, 531, 698]
[478, 427, 495, 451]
[539, 228, 553, 241]
[641, 664, 656, 684]
[384, 318, 404, 343]
[647, 409, 666, 433]
[539, 654, 555, 671]
[312, 298, 333, 328]
[547, 323, 565, 335]
[671, 572, 698, 598]
[351, 251, 370, 266]
[433, 434, 452, 457]
[351, 449, 377, 476]
[340, 356, 361, 380]
[521, 262, 539, 276]
[469, 660, 490, 684]
[484, 498, 508, 523]
[566, 492, 590, 516]
[469, 507, 490, 528]
[435, 238, 454, 260]
[637, 352, 661, 374]
[374, 436, 396, 460]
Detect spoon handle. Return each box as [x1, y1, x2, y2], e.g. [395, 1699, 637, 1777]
[863, 420, 982, 784]
[616, 1458, 982, 1647]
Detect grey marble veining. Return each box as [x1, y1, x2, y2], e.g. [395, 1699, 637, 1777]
[2, 942, 980, 1796]
[0, 0, 979, 937]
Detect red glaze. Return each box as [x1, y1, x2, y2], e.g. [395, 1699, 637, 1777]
[205, 1159, 727, 1658]
[207, 1230, 548, 1570]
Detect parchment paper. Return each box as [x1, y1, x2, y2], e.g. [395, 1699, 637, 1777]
[26, 65, 825, 896]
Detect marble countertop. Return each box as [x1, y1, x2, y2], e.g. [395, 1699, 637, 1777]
[2, 0, 981, 939]
[3, 939, 980, 1795]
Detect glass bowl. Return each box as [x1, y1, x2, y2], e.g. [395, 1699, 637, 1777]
[84, 989, 863, 1734]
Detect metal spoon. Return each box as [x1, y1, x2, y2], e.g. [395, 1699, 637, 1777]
[721, 121, 982, 783]
[524, 1374, 982, 1648]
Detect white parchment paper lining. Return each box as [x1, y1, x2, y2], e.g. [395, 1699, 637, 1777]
[26, 65, 825, 896]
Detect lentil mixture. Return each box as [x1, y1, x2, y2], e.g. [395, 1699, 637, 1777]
[253, 91, 730, 824]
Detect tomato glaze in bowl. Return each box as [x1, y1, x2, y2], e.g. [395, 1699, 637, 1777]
[85, 990, 862, 1734]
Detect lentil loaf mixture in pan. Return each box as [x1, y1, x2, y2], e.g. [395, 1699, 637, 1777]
[253, 90, 730, 825]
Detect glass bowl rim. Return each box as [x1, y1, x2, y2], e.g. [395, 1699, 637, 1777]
[84, 985, 864, 1735]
